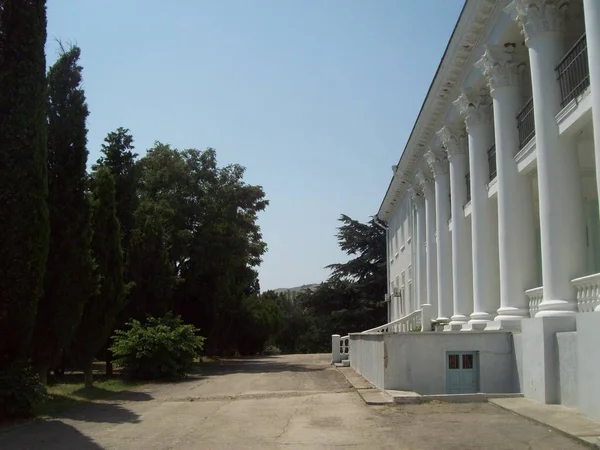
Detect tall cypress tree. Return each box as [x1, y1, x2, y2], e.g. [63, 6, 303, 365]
[71, 167, 126, 387]
[32, 45, 94, 383]
[94, 128, 138, 252]
[0, 0, 49, 364]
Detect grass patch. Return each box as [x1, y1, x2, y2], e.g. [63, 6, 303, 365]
[34, 376, 144, 418]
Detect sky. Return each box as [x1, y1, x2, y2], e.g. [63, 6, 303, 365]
[46, 0, 464, 291]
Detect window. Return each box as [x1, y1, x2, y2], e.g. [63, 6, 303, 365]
[463, 354, 474, 369]
[448, 354, 459, 369]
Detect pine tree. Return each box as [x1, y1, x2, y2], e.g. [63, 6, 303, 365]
[0, 0, 49, 364]
[71, 167, 126, 387]
[32, 45, 94, 383]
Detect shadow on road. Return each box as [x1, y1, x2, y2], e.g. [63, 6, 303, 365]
[195, 355, 328, 376]
[50, 400, 141, 424]
[0, 420, 105, 449]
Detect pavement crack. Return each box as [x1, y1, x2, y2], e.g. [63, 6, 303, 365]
[276, 396, 313, 439]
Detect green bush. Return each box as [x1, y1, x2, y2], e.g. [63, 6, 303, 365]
[0, 363, 46, 420]
[110, 314, 205, 381]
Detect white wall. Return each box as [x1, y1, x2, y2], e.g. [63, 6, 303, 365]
[576, 313, 600, 419]
[349, 333, 384, 388]
[388, 193, 414, 321]
[348, 331, 518, 394]
[557, 331, 578, 407]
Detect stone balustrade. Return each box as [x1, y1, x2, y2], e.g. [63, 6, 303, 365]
[572, 272, 600, 313]
[525, 286, 543, 318]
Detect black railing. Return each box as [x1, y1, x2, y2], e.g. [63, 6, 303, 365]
[465, 172, 471, 202]
[557, 33, 590, 107]
[488, 144, 496, 181]
[517, 97, 534, 150]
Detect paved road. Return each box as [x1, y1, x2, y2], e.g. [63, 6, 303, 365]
[0, 354, 587, 449]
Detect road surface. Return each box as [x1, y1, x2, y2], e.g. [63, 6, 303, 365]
[0, 354, 587, 449]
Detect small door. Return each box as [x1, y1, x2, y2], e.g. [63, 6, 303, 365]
[446, 352, 479, 394]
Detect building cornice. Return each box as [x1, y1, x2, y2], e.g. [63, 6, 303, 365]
[377, 0, 499, 222]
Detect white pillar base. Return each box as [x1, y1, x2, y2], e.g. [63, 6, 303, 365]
[485, 317, 523, 331]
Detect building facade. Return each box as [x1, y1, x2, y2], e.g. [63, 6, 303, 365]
[381, 0, 600, 328]
[338, 0, 600, 421]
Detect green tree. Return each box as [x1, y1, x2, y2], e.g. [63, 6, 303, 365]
[94, 127, 138, 251]
[71, 167, 126, 387]
[284, 216, 386, 352]
[32, 45, 94, 384]
[0, 0, 49, 364]
[126, 208, 178, 321]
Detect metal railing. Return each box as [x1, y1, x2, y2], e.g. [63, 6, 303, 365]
[557, 33, 590, 108]
[516, 98, 534, 150]
[488, 144, 496, 181]
[465, 172, 471, 202]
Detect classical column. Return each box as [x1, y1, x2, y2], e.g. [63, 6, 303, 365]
[453, 89, 501, 330]
[437, 126, 474, 330]
[476, 44, 538, 329]
[409, 186, 427, 312]
[416, 169, 438, 313]
[584, 0, 600, 253]
[506, 0, 587, 316]
[425, 148, 453, 322]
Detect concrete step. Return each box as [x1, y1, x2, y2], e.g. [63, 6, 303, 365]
[341, 359, 351, 367]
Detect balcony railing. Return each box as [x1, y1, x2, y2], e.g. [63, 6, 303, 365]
[571, 273, 600, 313]
[465, 172, 471, 202]
[516, 98, 534, 150]
[525, 286, 543, 318]
[557, 33, 590, 108]
[488, 144, 496, 181]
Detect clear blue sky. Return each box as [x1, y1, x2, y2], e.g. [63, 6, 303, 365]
[46, 0, 464, 291]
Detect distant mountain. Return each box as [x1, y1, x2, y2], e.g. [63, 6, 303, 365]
[271, 283, 319, 294]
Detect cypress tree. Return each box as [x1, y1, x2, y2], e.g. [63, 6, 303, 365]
[71, 167, 126, 387]
[32, 45, 94, 383]
[0, 0, 49, 364]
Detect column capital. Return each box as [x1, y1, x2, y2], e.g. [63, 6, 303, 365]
[475, 44, 527, 94]
[453, 89, 493, 130]
[415, 170, 435, 198]
[436, 125, 468, 160]
[425, 147, 449, 178]
[409, 186, 425, 207]
[504, 0, 570, 44]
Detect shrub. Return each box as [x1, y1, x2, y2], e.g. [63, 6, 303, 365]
[110, 314, 205, 381]
[0, 363, 46, 420]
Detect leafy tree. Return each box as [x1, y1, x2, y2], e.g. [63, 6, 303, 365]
[94, 127, 138, 250]
[110, 314, 205, 381]
[126, 208, 178, 321]
[32, 44, 94, 384]
[71, 167, 126, 387]
[275, 215, 386, 352]
[238, 292, 284, 355]
[136, 144, 269, 355]
[0, 0, 49, 364]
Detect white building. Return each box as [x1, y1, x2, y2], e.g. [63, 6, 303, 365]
[334, 0, 600, 421]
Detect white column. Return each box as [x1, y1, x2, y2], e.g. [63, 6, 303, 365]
[453, 90, 501, 330]
[476, 44, 538, 329]
[409, 187, 427, 312]
[425, 148, 453, 322]
[507, 1, 587, 316]
[584, 0, 600, 259]
[416, 169, 438, 313]
[437, 126, 474, 330]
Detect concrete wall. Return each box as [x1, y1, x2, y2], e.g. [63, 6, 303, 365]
[556, 331, 578, 407]
[349, 333, 384, 389]
[521, 316, 576, 404]
[512, 333, 523, 393]
[576, 313, 600, 419]
[383, 331, 517, 394]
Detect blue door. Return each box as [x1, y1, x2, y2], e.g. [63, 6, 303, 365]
[446, 352, 479, 394]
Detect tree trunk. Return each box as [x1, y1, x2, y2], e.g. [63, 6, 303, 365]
[37, 366, 48, 386]
[83, 363, 94, 388]
[105, 350, 113, 376]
